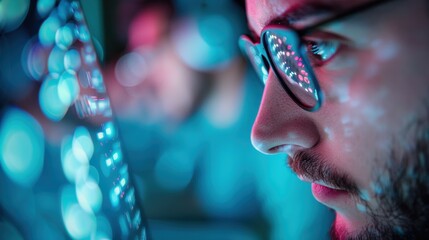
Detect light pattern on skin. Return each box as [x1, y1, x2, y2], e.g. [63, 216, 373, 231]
[371, 39, 399, 61]
[356, 203, 366, 213]
[324, 127, 334, 140]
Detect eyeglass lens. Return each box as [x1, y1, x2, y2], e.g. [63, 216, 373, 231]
[264, 29, 320, 109]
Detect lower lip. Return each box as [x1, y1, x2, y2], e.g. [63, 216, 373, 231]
[311, 183, 348, 203]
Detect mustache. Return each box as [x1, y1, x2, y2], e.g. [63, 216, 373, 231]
[288, 151, 359, 194]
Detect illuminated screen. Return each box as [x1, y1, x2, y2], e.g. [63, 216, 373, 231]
[0, 0, 149, 239]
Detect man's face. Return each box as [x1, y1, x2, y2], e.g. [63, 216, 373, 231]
[247, 0, 429, 239]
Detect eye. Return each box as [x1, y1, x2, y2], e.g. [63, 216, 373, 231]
[304, 39, 340, 67]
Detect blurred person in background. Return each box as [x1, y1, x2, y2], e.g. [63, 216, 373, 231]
[103, 0, 334, 239]
[241, 0, 429, 239]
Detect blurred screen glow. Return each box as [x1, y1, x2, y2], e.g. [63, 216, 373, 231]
[0, 108, 44, 187]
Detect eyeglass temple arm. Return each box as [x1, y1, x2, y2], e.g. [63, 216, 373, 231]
[299, 0, 394, 35]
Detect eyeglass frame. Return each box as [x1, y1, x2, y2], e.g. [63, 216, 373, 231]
[239, 0, 392, 112]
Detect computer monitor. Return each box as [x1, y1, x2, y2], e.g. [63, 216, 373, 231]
[0, 0, 149, 239]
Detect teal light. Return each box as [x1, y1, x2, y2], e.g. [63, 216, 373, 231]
[76, 179, 102, 213]
[55, 24, 75, 50]
[23, 39, 48, 81]
[61, 134, 89, 183]
[39, 15, 61, 46]
[93, 216, 112, 239]
[61, 185, 96, 239]
[39, 74, 69, 121]
[0, 0, 30, 33]
[72, 126, 94, 164]
[109, 187, 120, 208]
[154, 149, 194, 191]
[83, 45, 96, 65]
[48, 46, 66, 74]
[37, 0, 56, 18]
[0, 108, 45, 187]
[58, 70, 80, 106]
[76, 24, 90, 43]
[64, 48, 81, 71]
[57, 0, 71, 22]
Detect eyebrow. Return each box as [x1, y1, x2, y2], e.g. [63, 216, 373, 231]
[249, 0, 389, 41]
[249, 2, 339, 41]
[268, 3, 338, 29]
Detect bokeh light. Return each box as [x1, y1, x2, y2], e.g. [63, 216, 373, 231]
[72, 126, 94, 163]
[115, 51, 148, 87]
[61, 134, 89, 183]
[154, 148, 195, 191]
[55, 24, 75, 50]
[93, 215, 113, 239]
[0, 0, 30, 33]
[61, 185, 97, 239]
[37, 0, 56, 18]
[76, 178, 102, 213]
[64, 48, 82, 71]
[82, 44, 96, 65]
[57, 0, 71, 22]
[48, 46, 66, 74]
[0, 108, 45, 187]
[22, 38, 49, 81]
[39, 74, 69, 121]
[39, 14, 61, 46]
[58, 69, 80, 106]
[76, 24, 90, 42]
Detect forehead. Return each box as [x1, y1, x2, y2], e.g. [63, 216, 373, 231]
[246, 0, 373, 35]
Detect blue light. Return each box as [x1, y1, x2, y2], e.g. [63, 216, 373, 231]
[48, 46, 66, 74]
[39, 15, 61, 46]
[120, 178, 126, 187]
[110, 187, 120, 208]
[72, 126, 94, 164]
[125, 187, 136, 210]
[97, 132, 104, 140]
[61, 185, 96, 238]
[61, 135, 89, 182]
[64, 48, 81, 71]
[55, 24, 75, 50]
[106, 158, 112, 167]
[154, 149, 195, 191]
[71, 1, 83, 22]
[103, 121, 115, 138]
[114, 186, 121, 195]
[37, 0, 56, 18]
[93, 216, 112, 239]
[119, 214, 130, 237]
[63, 204, 96, 239]
[0, 108, 45, 187]
[90, 69, 105, 92]
[57, 0, 72, 21]
[76, 179, 102, 213]
[0, 0, 30, 33]
[58, 70, 80, 106]
[82, 45, 96, 64]
[39, 74, 69, 121]
[22, 39, 48, 81]
[132, 210, 141, 229]
[76, 24, 90, 42]
[112, 152, 120, 162]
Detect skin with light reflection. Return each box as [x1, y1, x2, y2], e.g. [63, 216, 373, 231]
[246, 0, 429, 239]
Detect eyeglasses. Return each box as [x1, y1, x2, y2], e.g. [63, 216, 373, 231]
[239, 0, 391, 112]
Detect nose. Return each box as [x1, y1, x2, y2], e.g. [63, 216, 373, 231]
[251, 73, 321, 156]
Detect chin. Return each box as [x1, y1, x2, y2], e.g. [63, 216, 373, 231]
[330, 214, 368, 240]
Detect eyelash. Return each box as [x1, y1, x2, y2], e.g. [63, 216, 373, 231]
[303, 38, 341, 67]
